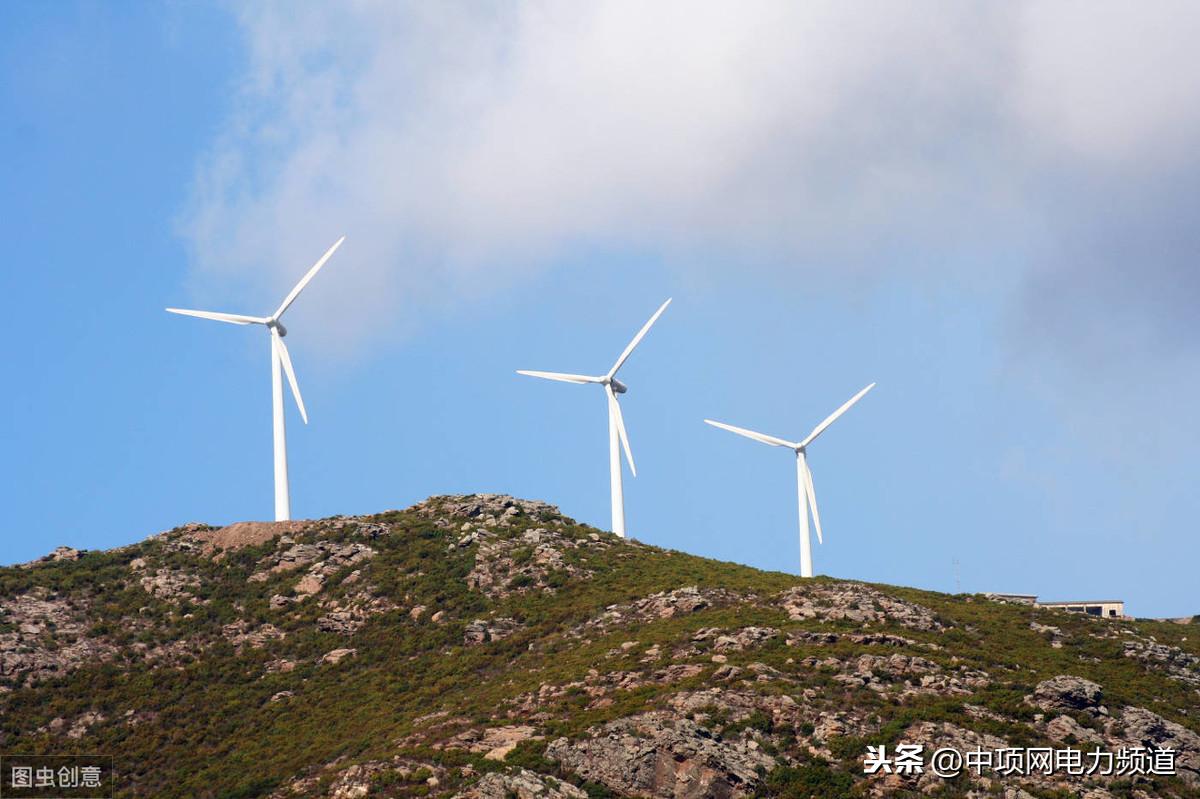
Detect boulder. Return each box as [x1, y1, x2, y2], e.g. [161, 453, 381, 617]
[1027, 675, 1104, 714]
[45, 546, 84, 562]
[320, 648, 357, 665]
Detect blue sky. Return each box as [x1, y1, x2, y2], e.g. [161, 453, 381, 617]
[2, 2, 1198, 617]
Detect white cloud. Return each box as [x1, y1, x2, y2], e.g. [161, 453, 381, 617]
[1013, 1, 1200, 169]
[179, 1, 1200, 360]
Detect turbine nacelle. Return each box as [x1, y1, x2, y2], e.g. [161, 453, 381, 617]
[165, 235, 346, 521]
[516, 298, 672, 537]
[703, 381, 876, 577]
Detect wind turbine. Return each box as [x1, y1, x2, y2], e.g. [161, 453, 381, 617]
[517, 298, 672, 538]
[704, 383, 875, 577]
[166, 237, 345, 522]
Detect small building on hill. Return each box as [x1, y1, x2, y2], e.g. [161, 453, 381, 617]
[1037, 599, 1125, 619]
[982, 593, 1126, 618]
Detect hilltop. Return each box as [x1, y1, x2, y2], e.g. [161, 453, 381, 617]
[1, 495, 1198, 798]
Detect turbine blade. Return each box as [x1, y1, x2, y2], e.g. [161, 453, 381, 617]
[607, 385, 636, 476]
[608, 298, 672, 378]
[273, 329, 308, 424]
[516, 370, 602, 385]
[273, 236, 345, 320]
[800, 382, 876, 448]
[165, 308, 266, 326]
[800, 453, 823, 545]
[703, 419, 797, 448]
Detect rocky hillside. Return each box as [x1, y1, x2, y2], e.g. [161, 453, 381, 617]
[1, 495, 1198, 799]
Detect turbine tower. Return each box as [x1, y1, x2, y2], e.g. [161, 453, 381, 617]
[705, 383, 874, 577]
[166, 237, 345, 521]
[517, 298, 671, 537]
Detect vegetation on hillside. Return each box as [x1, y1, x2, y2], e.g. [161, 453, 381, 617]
[1, 496, 1196, 798]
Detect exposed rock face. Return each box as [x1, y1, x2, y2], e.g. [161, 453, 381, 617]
[445, 725, 541, 761]
[1116, 706, 1200, 786]
[777, 582, 944, 631]
[505, 664, 706, 718]
[1028, 675, 1105, 714]
[464, 617, 520, 645]
[295, 573, 326, 596]
[418, 496, 604, 602]
[0, 590, 114, 682]
[45, 546, 84, 562]
[811, 710, 877, 744]
[465, 526, 595, 600]
[1044, 713, 1104, 745]
[786, 630, 929, 649]
[575, 587, 751, 636]
[221, 621, 286, 649]
[320, 647, 357, 665]
[1123, 638, 1200, 687]
[668, 688, 802, 729]
[316, 592, 398, 635]
[265, 658, 296, 674]
[546, 712, 775, 799]
[416, 494, 563, 527]
[258, 540, 377, 581]
[139, 568, 200, 601]
[279, 758, 443, 799]
[40, 710, 107, 739]
[1021, 676, 1200, 787]
[457, 768, 587, 799]
[301, 541, 376, 575]
[815, 652, 989, 697]
[864, 721, 1010, 797]
[852, 652, 940, 676]
[691, 626, 779, 652]
[1029, 621, 1068, 649]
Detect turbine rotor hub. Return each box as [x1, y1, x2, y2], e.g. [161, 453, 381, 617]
[610, 378, 628, 394]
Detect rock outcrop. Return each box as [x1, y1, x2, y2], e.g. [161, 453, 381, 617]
[1027, 675, 1106, 714]
[1116, 706, 1200, 786]
[0, 590, 115, 682]
[464, 526, 597, 600]
[463, 617, 520, 645]
[1123, 637, 1200, 687]
[456, 768, 586, 799]
[546, 712, 775, 799]
[575, 586, 752, 637]
[777, 582, 944, 631]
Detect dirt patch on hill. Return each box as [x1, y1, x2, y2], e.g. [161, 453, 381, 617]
[192, 521, 309, 557]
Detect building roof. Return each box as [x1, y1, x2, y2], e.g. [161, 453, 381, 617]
[1037, 600, 1124, 605]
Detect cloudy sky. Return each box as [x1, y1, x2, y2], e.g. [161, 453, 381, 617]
[2, 2, 1198, 616]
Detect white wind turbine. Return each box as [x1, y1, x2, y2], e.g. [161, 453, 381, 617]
[705, 383, 875, 577]
[166, 237, 345, 522]
[517, 298, 672, 538]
